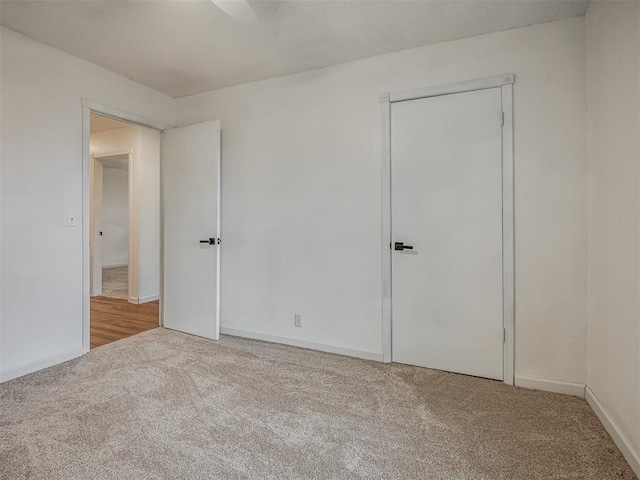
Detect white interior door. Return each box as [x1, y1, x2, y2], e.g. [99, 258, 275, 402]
[90, 158, 103, 297]
[161, 120, 221, 340]
[391, 87, 504, 380]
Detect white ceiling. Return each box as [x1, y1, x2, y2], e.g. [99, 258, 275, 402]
[1, 0, 589, 98]
[90, 113, 132, 133]
[99, 154, 129, 170]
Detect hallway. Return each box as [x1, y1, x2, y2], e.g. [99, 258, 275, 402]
[90, 297, 159, 349]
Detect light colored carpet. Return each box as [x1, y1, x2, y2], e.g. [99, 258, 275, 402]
[101, 266, 128, 300]
[0, 328, 635, 480]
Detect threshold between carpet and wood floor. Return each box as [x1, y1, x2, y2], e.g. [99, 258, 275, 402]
[1, 328, 635, 479]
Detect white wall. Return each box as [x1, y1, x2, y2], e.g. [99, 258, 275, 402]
[90, 126, 161, 303]
[0, 26, 173, 379]
[176, 17, 588, 383]
[586, 0, 640, 468]
[102, 166, 129, 268]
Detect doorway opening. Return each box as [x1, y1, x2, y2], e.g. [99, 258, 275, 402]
[91, 153, 130, 300]
[82, 100, 222, 353]
[89, 113, 161, 349]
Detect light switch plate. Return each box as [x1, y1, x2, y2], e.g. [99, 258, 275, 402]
[67, 212, 77, 227]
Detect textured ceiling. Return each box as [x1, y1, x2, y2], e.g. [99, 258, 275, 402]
[1, 0, 589, 98]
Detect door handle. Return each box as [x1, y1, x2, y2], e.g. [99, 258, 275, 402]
[199, 238, 221, 245]
[394, 242, 413, 251]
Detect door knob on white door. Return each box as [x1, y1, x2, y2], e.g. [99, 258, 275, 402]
[199, 238, 220, 245]
[394, 242, 413, 251]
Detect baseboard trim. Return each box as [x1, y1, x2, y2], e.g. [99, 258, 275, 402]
[220, 327, 384, 362]
[138, 294, 159, 304]
[586, 386, 640, 477]
[515, 375, 586, 397]
[0, 347, 84, 383]
[128, 294, 159, 304]
[102, 262, 128, 268]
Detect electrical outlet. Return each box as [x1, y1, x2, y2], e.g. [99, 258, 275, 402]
[294, 313, 302, 328]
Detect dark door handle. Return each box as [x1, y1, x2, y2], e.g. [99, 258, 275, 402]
[394, 242, 413, 251]
[199, 238, 221, 245]
[99, 231, 103, 236]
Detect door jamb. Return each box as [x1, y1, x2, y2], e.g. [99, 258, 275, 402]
[82, 99, 172, 354]
[380, 74, 515, 386]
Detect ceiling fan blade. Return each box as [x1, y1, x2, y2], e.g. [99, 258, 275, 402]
[211, 0, 257, 23]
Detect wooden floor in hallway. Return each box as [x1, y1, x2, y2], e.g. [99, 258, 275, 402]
[90, 297, 159, 349]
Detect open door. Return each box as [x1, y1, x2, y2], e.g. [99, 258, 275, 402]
[161, 120, 221, 340]
[90, 158, 104, 297]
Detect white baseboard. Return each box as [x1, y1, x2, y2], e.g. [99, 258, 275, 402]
[220, 327, 384, 362]
[128, 295, 159, 304]
[515, 375, 586, 397]
[102, 262, 128, 269]
[0, 347, 84, 383]
[138, 294, 159, 304]
[586, 386, 640, 478]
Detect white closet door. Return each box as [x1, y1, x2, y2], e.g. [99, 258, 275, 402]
[391, 88, 504, 380]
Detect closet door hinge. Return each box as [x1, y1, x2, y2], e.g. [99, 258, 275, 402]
[503, 327, 506, 343]
[500, 112, 505, 126]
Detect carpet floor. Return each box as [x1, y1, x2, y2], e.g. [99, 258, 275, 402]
[100, 266, 128, 300]
[0, 328, 635, 480]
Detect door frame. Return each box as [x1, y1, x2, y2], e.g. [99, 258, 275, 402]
[90, 152, 133, 299]
[81, 99, 172, 354]
[89, 154, 104, 297]
[380, 74, 515, 385]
